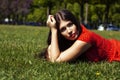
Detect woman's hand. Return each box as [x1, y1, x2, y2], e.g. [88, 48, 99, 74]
[46, 15, 56, 30]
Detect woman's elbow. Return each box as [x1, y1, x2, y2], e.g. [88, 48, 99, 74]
[49, 57, 64, 63]
[55, 57, 71, 63]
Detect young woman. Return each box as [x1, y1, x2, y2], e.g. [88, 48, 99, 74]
[40, 9, 120, 63]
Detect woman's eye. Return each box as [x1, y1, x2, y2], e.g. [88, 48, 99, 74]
[67, 23, 73, 27]
[60, 27, 66, 32]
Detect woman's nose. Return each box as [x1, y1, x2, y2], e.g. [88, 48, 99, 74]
[67, 27, 72, 34]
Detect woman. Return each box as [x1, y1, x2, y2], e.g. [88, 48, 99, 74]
[40, 9, 120, 63]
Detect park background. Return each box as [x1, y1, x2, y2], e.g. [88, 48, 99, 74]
[0, 0, 120, 29]
[0, 0, 120, 80]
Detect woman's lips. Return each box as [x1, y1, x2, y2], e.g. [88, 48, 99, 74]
[70, 33, 76, 38]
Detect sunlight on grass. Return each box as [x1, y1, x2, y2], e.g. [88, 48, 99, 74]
[0, 25, 120, 80]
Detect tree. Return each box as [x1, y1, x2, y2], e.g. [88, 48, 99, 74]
[11, 0, 33, 24]
[0, 0, 33, 24]
[111, 3, 120, 26]
[92, 0, 120, 24]
[33, 0, 56, 15]
[0, 0, 10, 23]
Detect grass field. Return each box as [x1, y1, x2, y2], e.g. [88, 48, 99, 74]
[0, 25, 120, 80]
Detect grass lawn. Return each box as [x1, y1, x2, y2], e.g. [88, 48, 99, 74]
[0, 25, 120, 80]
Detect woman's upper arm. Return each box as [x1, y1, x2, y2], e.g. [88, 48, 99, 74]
[56, 40, 91, 62]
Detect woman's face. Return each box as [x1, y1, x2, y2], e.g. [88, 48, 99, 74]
[59, 20, 79, 40]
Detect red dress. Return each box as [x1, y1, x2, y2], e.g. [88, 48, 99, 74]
[77, 25, 120, 62]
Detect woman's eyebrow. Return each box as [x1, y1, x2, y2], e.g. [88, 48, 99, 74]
[60, 21, 71, 29]
[67, 22, 72, 26]
[61, 25, 66, 28]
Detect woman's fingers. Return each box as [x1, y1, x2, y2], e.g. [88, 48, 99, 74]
[46, 15, 56, 28]
[50, 16, 56, 23]
[46, 15, 51, 25]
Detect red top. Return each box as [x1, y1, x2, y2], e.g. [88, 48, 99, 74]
[77, 25, 120, 62]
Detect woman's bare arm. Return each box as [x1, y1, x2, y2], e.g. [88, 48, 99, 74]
[46, 15, 61, 62]
[50, 29, 61, 62]
[48, 40, 91, 62]
[56, 40, 91, 62]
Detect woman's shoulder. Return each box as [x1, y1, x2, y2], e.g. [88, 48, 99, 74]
[78, 24, 107, 44]
[77, 24, 93, 43]
[80, 24, 91, 32]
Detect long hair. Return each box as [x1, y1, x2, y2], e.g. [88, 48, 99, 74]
[47, 9, 81, 51]
[37, 9, 82, 59]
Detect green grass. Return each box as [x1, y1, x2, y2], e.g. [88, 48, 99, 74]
[0, 25, 120, 80]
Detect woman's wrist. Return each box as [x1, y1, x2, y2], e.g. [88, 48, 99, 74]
[51, 28, 57, 33]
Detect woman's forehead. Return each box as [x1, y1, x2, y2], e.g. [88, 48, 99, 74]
[59, 20, 71, 28]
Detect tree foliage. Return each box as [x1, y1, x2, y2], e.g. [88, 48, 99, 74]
[0, 0, 33, 24]
[0, 0, 120, 28]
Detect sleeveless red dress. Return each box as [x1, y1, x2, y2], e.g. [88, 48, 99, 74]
[77, 25, 120, 62]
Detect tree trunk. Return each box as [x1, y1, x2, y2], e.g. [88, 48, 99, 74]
[84, 2, 88, 25]
[79, 0, 84, 24]
[47, 6, 52, 16]
[105, 4, 110, 24]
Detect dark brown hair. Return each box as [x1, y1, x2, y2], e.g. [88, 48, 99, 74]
[39, 9, 81, 59]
